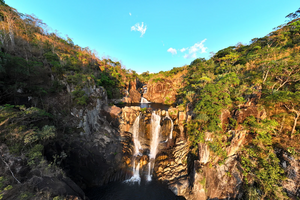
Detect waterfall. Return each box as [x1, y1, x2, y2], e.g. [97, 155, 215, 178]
[165, 111, 174, 139]
[146, 162, 151, 181]
[126, 111, 162, 183]
[149, 112, 161, 159]
[131, 163, 141, 184]
[141, 97, 150, 103]
[124, 161, 141, 184]
[124, 115, 142, 184]
[132, 114, 142, 156]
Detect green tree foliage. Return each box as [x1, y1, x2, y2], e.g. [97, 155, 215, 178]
[0, 3, 134, 103]
[285, 8, 300, 21]
[241, 117, 287, 199]
[0, 105, 55, 166]
[71, 89, 88, 106]
[181, 13, 300, 198]
[266, 91, 300, 137]
[187, 72, 240, 158]
[192, 72, 239, 132]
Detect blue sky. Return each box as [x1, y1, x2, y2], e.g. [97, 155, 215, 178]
[6, 0, 300, 73]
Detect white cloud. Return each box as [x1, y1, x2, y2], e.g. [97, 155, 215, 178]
[129, 13, 131, 16]
[131, 22, 147, 37]
[183, 39, 207, 59]
[167, 48, 177, 55]
[180, 48, 188, 52]
[183, 53, 195, 59]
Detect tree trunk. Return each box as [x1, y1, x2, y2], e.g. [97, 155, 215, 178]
[291, 112, 299, 139]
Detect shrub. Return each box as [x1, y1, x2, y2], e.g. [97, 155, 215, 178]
[240, 117, 286, 199]
[71, 89, 88, 105]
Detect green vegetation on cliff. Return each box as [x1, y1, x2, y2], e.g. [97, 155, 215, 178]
[0, 1, 300, 199]
[179, 11, 300, 199]
[0, 2, 134, 199]
[0, 3, 137, 104]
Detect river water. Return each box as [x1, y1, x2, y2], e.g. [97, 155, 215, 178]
[86, 181, 185, 200]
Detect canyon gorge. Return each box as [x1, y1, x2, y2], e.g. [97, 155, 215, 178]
[0, 3, 300, 199]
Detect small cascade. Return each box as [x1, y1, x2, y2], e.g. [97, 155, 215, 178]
[164, 111, 174, 139]
[126, 111, 162, 183]
[132, 114, 142, 156]
[124, 114, 142, 184]
[124, 160, 141, 184]
[141, 97, 150, 103]
[131, 163, 141, 183]
[150, 112, 161, 159]
[146, 162, 151, 181]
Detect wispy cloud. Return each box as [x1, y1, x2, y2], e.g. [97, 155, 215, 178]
[131, 22, 147, 37]
[180, 48, 188, 52]
[129, 13, 131, 16]
[183, 39, 207, 59]
[167, 48, 177, 55]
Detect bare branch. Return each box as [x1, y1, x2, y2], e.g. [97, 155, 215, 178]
[0, 155, 21, 184]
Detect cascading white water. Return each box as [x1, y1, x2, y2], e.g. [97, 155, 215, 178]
[126, 111, 162, 183]
[146, 112, 161, 181]
[131, 163, 141, 183]
[141, 97, 150, 103]
[146, 162, 151, 181]
[124, 114, 142, 184]
[165, 111, 174, 139]
[149, 112, 161, 159]
[124, 161, 141, 184]
[132, 114, 142, 156]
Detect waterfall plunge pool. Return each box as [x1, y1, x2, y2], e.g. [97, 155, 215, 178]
[86, 181, 186, 200]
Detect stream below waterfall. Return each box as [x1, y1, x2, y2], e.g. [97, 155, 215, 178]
[86, 181, 185, 200]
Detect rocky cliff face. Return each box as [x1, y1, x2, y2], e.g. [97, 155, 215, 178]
[2, 76, 298, 200]
[0, 144, 86, 200]
[277, 148, 300, 198]
[0, 84, 125, 199]
[112, 78, 142, 104]
[57, 86, 125, 187]
[183, 102, 300, 200]
[188, 131, 246, 200]
[143, 75, 184, 104]
[40, 85, 129, 196]
[155, 140, 190, 196]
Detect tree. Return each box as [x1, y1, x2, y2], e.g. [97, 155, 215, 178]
[194, 72, 239, 132]
[270, 60, 300, 91]
[267, 91, 300, 138]
[241, 117, 286, 199]
[190, 57, 206, 66]
[286, 8, 300, 21]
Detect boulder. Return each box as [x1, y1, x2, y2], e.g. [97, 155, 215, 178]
[129, 89, 141, 103]
[226, 130, 247, 157]
[102, 105, 122, 128]
[233, 106, 266, 125]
